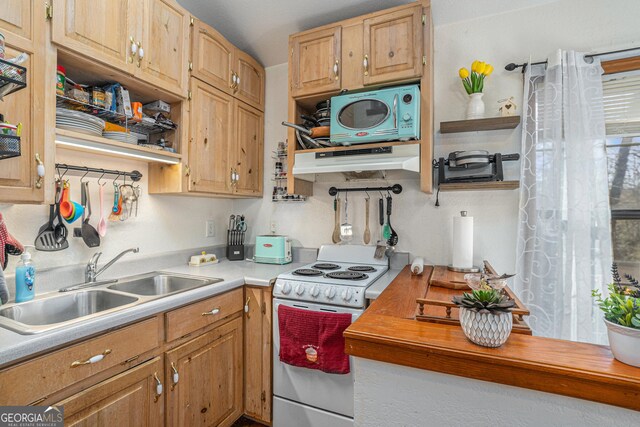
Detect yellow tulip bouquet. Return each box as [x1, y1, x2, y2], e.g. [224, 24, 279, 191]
[459, 61, 494, 94]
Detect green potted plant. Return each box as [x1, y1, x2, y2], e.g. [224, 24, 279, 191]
[592, 264, 640, 367]
[453, 289, 515, 348]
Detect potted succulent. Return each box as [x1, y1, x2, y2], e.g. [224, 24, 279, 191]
[453, 289, 515, 348]
[592, 264, 640, 367]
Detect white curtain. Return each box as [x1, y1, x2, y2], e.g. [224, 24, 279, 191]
[514, 50, 612, 344]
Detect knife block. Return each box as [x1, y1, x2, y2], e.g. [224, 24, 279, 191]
[226, 245, 244, 261]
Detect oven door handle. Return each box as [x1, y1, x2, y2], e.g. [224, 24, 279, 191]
[392, 94, 398, 129]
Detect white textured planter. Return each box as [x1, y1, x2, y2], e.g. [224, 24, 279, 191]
[465, 93, 485, 119]
[459, 308, 512, 348]
[605, 319, 640, 367]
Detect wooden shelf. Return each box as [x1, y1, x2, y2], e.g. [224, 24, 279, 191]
[438, 180, 520, 192]
[295, 140, 419, 154]
[55, 128, 182, 164]
[440, 116, 521, 134]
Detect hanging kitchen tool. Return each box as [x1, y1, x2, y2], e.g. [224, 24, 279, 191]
[340, 193, 353, 242]
[382, 196, 391, 241]
[386, 195, 398, 246]
[332, 197, 341, 244]
[35, 203, 68, 251]
[97, 181, 107, 237]
[52, 181, 68, 245]
[80, 181, 100, 247]
[363, 197, 371, 245]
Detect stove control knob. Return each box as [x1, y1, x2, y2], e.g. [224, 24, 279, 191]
[342, 289, 353, 302]
[311, 285, 320, 298]
[281, 282, 292, 295]
[325, 287, 336, 300]
[295, 284, 305, 295]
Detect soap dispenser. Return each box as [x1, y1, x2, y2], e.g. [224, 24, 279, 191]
[15, 245, 35, 303]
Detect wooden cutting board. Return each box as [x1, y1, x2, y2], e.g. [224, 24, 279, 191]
[429, 265, 470, 289]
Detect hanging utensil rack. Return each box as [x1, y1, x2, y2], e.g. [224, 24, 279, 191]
[328, 184, 402, 196]
[55, 163, 143, 182]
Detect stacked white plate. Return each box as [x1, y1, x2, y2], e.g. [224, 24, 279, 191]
[102, 131, 138, 145]
[56, 108, 105, 137]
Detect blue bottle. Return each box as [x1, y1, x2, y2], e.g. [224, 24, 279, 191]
[15, 247, 35, 303]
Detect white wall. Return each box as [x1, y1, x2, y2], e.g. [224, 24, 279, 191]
[237, 0, 640, 274]
[354, 358, 638, 426]
[1, 149, 234, 273]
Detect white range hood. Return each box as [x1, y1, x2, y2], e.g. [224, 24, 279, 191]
[292, 144, 420, 175]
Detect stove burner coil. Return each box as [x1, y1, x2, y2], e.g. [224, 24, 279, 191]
[325, 271, 369, 281]
[293, 269, 324, 276]
[347, 266, 376, 272]
[312, 263, 341, 270]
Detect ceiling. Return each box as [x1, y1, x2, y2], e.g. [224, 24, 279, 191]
[177, 0, 559, 67]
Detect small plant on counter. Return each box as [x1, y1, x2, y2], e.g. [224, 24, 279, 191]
[453, 289, 515, 348]
[453, 289, 515, 314]
[591, 264, 640, 367]
[458, 60, 494, 94]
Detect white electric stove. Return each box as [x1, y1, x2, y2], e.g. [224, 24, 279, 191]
[273, 244, 389, 427]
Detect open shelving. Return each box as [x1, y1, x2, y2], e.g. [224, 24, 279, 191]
[440, 116, 521, 134]
[438, 180, 520, 192]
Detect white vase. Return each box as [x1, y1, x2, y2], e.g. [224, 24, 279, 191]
[604, 319, 640, 367]
[465, 93, 485, 120]
[459, 308, 512, 348]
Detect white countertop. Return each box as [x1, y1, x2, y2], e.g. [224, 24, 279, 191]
[365, 269, 403, 300]
[0, 259, 305, 368]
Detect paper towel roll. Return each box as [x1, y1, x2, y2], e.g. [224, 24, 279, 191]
[411, 257, 424, 275]
[452, 211, 473, 269]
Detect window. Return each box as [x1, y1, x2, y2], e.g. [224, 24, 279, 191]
[604, 71, 640, 278]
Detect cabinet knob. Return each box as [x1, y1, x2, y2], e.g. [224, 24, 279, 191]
[170, 362, 179, 390]
[35, 153, 44, 189]
[333, 59, 339, 81]
[363, 55, 369, 76]
[153, 372, 163, 402]
[201, 307, 221, 316]
[70, 349, 111, 368]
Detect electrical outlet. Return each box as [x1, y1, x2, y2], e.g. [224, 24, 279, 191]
[205, 220, 216, 237]
[270, 221, 277, 234]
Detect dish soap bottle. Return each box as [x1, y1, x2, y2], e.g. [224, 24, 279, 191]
[15, 245, 35, 303]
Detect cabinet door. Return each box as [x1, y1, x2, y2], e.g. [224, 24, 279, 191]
[52, 0, 138, 73]
[341, 22, 365, 91]
[233, 101, 263, 196]
[191, 19, 235, 95]
[0, 46, 44, 203]
[290, 26, 341, 97]
[0, 0, 34, 50]
[56, 357, 164, 427]
[363, 5, 423, 85]
[244, 287, 272, 423]
[166, 318, 243, 427]
[234, 50, 265, 111]
[188, 79, 233, 194]
[139, 0, 190, 96]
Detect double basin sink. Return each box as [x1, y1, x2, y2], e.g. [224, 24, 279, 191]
[0, 272, 223, 335]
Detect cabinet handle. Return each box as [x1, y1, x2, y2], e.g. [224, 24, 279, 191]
[234, 169, 240, 184]
[202, 307, 221, 316]
[244, 296, 251, 313]
[170, 362, 179, 390]
[35, 153, 45, 189]
[230, 72, 237, 89]
[363, 55, 369, 76]
[137, 42, 144, 68]
[129, 37, 137, 63]
[230, 168, 235, 186]
[333, 59, 339, 81]
[153, 372, 163, 402]
[70, 349, 111, 368]
[235, 73, 241, 91]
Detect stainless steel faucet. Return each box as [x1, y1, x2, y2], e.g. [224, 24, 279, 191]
[86, 247, 140, 283]
[59, 247, 140, 292]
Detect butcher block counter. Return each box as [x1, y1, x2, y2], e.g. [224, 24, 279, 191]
[344, 266, 640, 412]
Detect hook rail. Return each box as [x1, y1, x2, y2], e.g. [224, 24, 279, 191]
[328, 184, 402, 197]
[55, 163, 142, 182]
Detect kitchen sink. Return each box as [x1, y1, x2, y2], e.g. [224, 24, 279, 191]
[107, 272, 221, 296]
[0, 290, 139, 334]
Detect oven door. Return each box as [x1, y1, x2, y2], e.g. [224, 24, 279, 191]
[273, 298, 362, 421]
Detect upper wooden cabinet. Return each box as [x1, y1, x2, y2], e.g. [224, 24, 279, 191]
[234, 50, 265, 111]
[191, 20, 235, 95]
[166, 317, 243, 427]
[290, 3, 424, 95]
[0, 0, 34, 50]
[363, 4, 423, 85]
[52, 0, 139, 74]
[138, 0, 190, 97]
[191, 19, 265, 111]
[290, 26, 342, 97]
[188, 79, 234, 194]
[52, 0, 189, 97]
[233, 101, 264, 196]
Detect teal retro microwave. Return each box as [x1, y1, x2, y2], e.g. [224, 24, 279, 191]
[330, 84, 420, 146]
[254, 235, 292, 265]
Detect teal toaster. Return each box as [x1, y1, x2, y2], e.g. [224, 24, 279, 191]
[254, 235, 292, 264]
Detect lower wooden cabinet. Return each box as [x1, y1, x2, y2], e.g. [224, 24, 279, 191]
[55, 357, 165, 427]
[166, 316, 244, 427]
[243, 286, 272, 423]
